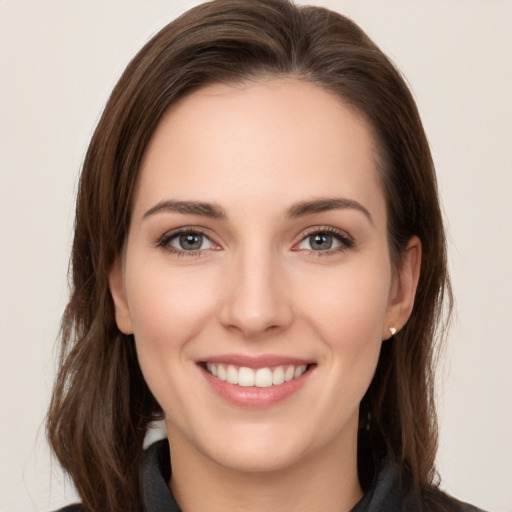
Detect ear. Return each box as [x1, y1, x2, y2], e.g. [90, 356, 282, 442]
[383, 236, 422, 339]
[108, 257, 134, 335]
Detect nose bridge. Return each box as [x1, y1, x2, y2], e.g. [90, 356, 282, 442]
[220, 241, 292, 337]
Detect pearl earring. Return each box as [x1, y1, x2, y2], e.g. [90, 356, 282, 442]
[389, 327, 397, 336]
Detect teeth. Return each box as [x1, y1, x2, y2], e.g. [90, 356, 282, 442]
[217, 364, 227, 381]
[294, 365, 307, 378]
[226, 364, 238, 385]
[272, 366, 285, 385]
[284, 365, 295, 382]
[206, 362, 218, 377]
[238, 367, 255, 387]
[205, 363, 308, 387]
[255, 368, 273, 387]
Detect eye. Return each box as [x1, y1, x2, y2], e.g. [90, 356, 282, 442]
[303, 233, 336, 251]
[295, 229, 353, 253]
[158, 229, 218, 255]
[173, 232, 211, 251]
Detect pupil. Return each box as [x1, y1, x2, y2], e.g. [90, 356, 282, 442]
[180, 233, 202, 250]
[310, 233, 332, 250]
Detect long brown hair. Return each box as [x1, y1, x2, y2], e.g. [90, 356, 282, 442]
[47, 1, 452, 510]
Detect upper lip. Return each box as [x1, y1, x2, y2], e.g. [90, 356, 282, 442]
[197, 354, 314, 369]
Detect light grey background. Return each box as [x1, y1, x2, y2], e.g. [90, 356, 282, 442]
[1, 1, 511, 511]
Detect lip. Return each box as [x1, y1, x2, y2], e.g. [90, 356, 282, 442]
[197, 354, 316, 408]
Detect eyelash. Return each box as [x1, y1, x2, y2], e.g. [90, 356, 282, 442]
[156, 228, 217, 257]
[293, 226, 354, 256]
[155, 226, 354, 257]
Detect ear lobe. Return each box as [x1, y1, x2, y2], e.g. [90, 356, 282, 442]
[384, 236, 422, 337]
[108, 258, 134, 335]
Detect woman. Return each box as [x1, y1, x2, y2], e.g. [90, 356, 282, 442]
[47, 0, 484, 511]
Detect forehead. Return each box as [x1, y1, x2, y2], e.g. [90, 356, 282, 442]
[135, 79, 385, 223]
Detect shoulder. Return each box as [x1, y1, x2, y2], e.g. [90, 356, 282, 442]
[432, 489, 487, 512]
[419, 480, 487, 512]
[52, 440, 172, 512]
[412, 476, 488, 512]
[353, 458, 488, 512]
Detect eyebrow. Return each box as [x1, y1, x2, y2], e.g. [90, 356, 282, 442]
[285, 198, 373, 225]
[143, 200, 227, 220]
[143, 197, 373, 224]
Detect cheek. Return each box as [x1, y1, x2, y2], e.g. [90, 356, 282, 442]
[297, 262, 391, 395]
[125, 262, 218, 344]
[123, 260, 223, 418]
[300, 261, 392, 341]
[122, 260, 221, 403]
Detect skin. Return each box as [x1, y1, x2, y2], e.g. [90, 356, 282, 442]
[109, 79, 421, 512]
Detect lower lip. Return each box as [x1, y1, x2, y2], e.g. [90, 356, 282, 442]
[200, 365, 314, 408]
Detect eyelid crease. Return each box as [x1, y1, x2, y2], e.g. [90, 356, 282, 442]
[298, 225, 353, 240]
[155, 226, 208, 245]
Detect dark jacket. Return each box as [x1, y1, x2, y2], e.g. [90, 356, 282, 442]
[58, 439, 486, 512]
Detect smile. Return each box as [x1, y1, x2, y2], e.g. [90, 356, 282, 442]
[205, 363, 308, 387]
[199, 355, 315, 407]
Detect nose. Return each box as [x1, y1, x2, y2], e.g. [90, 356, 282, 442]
[219, 247, 293, 339]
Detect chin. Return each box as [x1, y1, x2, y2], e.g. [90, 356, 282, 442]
[205, 438, 309, 474]
[202, 413, 346, 474]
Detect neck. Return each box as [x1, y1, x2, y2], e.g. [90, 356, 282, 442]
[167, 422, 363, 512]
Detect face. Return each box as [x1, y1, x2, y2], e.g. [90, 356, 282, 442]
[110, 79, 419, 475]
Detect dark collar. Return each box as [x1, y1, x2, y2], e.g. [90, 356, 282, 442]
[140, 439, 402, 512]
[58, 438, 483, 511]
[141, 439, 180, 512]
[140, 439, 482, 512]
